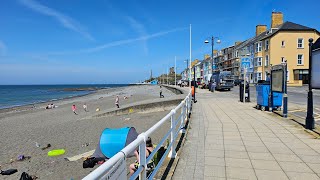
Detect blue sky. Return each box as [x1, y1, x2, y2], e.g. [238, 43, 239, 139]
[0, 0, 319, 84]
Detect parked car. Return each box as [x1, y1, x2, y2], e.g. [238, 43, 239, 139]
[178, 80, 189, 87]
[209, 71, 234, 91]
[234, 79, 244, 86]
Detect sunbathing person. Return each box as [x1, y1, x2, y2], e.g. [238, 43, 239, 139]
[129, 137, 154, 176]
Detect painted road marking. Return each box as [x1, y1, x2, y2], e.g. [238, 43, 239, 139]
[65, 150, 95, 161]
[289, 109, 305, 113]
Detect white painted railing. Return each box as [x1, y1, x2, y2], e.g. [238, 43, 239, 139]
[83, 89, 192, 180]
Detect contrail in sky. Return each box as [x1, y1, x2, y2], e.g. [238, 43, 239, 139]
[48, 27, 188, 55]
[19, 0, 94, 41]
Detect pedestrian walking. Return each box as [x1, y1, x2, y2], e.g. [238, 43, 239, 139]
[72, 104, 77, 115]
[115, 95, 120, 108]
[160, 86, 164, 98]
[83, 103, 88, 112]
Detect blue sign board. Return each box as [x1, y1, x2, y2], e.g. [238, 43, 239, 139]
[241, 57, 253, 73]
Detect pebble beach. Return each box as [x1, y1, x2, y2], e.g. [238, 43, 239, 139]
[0, 85, 183, 179]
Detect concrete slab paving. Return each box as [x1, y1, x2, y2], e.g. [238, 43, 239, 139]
[172, 89, 320, 180]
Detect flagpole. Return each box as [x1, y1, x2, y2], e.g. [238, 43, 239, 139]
[189, 24, 192, 88]
[175, 56, 177, 86]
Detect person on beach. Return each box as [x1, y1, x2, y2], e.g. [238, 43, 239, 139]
[72, 104, 77, 115]
[160, 86, 164, 98]
[115, 95, 120, 108]
[83, 103, 88, 112]
[129, 137, 154, 176]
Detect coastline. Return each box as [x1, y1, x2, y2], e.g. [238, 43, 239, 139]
[0, 86, 127, 116]
[0, 85, 182, 179]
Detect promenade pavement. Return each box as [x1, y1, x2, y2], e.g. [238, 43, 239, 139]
[172, 88, 320, 180]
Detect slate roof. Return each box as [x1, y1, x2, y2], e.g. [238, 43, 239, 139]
[260, 21, 319, 40]
[235, 31, 267, 50]
[280, 21, 315, 31]
[235, 21, 319, 50]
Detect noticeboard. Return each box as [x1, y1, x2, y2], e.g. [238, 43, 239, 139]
[311, 40, 320, 89]
[271, 65, 284, 93]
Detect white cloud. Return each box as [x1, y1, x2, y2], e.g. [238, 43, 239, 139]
[0, 40, 7, 56]
[19, 0, 94, 41]
[48, 27, 187, 55]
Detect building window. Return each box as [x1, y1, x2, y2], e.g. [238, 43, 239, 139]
[281, 57, 285, 63]
[265, 40, 269, 50]
[254, 57, 262, 67]
[297, 54, 303, 65]
[298, 38, 304, 48]
[281, 41, 285, 47]
[235, 51, 239, 57]
[294, 69, 309, 80]
[265, 55, 269, 66]
[255, 42, 262, 52]
[257, 72, 262, 81]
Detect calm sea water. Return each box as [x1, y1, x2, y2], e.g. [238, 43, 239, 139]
[0, 84, 128, 109]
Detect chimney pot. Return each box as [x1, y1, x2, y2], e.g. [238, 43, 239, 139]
[256, 25, 267, 36]
[271, 12, 283, 28]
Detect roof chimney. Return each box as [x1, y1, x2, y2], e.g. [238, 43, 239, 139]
[235, 41, 242, 46]
[256, 25, 267, 36]
[271, 12, 283, 28]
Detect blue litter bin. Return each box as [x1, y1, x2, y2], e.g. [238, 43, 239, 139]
[256, 83, 282, 111]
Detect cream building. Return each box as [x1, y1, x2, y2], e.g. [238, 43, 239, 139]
[255, 12, 320, 86]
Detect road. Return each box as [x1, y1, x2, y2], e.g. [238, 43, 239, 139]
[218, 85, 320, 124]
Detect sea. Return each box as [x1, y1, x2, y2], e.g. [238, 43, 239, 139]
[0, 84, 128, 109]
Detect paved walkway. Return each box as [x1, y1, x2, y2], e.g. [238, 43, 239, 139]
[172, 89, 320, 180]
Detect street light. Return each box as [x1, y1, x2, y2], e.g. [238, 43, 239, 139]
[184, 59, 189, 82]
[306, 38, 315, 130]
[205, 36, 221, 74]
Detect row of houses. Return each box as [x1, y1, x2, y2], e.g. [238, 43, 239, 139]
[182, 12, 320, 86]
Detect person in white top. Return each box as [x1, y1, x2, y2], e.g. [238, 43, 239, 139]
[115, 95, 120, 108]
[83, 103, 88, 112]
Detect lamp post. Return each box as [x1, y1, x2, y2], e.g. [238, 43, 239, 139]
[306, 38, 314, 130]
[167, 67, 169, 85]
[269, 64, 273, 112]
[205, 37, 221, 74]
[175, 56, 177, 86]
[184, 59, 189, 81]
[282, 60, 288, 118]
[194, 64, 197, 103]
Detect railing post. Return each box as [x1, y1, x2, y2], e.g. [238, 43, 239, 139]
[180, 101, 186, 134]
[188, 94, 192, 118]
[138, 134, 147, 180]
[185, 97, 189, 118]
[168, 110, 177, 158]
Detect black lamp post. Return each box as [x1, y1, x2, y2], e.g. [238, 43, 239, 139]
[194, 65, 197, 103]
[306, 38, 314, 130]
[283, 61, 288, 118]
[205, 37, 221, 74]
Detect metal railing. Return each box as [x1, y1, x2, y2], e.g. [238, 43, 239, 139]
[83, 89, 192, 180]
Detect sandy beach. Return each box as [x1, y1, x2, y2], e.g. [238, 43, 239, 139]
[0, 85, 185, 179]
